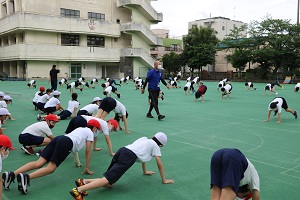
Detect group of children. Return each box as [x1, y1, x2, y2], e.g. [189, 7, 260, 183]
[4, 74, 300, 199]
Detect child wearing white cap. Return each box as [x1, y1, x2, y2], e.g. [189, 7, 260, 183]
[0, 108, 10, 129]
[69, 132, 174, 199]
[43, 91, 63, 114]
[77, 97, 102, 116]
[3, 95, 15, 121]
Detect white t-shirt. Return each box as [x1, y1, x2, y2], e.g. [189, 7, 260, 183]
[60, 78, 66, 84]
[114, 100, 126, 116]
[65, 127, 94, 153]
[91, 79, 97, 84]
[81, 115, 109, 135]
[33, 91, 42, 103]
[218, 81, 224, 88]
[246, 82, 252, 86]
[268, 97, 283, 113]
[0, 157, 2, 172]
[224, 84, 232, 92]
[136, 79, 143, 87]
[105, 86, 112, 94]
[0, 101, 7, 108]
[265, 83, 272, 90]
[185, 82, 191, 88]
[67, 100, 79, 114]
[37, 94, 51, 103]
[120, 77, 125, 82]
[295, 83, 300, 88]
[239, 158, 260, 192]
[44, 97, 60, 108]
[125, 137, 161, 163]
[79, 104, 99, 114]
[21, 121, 52, 137]
[193, 77, 199, 83]
[186, 77, 191, 81]
[29, 80, 35, 85]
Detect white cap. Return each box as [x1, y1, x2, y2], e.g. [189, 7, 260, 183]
[0, 91, 4, 97]
[3, 95, 12, 101]
[0, 108, 10, 116]
[154, 132, 167, 145]
[93, 97, 102, 102]
[52, 90, 61, 96]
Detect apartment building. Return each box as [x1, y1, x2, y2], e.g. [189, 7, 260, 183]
[150, 29, 182, 60]
[0, 0, 162, 80]
[188, 16, 254, 72]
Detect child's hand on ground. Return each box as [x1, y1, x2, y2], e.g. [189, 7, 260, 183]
[163, 179, 175, 184]
[144, 171, 155, 175]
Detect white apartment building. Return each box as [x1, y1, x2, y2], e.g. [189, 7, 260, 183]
[0, 0, 162, 80]
[188, 16, 253, 72]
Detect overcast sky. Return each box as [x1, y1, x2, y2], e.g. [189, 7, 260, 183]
[151, 0, 299, 38]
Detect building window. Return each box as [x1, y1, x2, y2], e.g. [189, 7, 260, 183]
[171, 44, 178, 51]
[87, 36, 105, 47]
[222, 26, 225, 31]
[61, 34, 79, 46]
[60, 8, 80, 18]
[165, 47, 172, 51]
[70, 63, 82, 79]
[88, 12, 105, 22]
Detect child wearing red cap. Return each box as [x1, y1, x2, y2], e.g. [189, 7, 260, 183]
[69, 132, 174, 199]
[2, 119, 101, 195]
[0, 134, 15, 198]
[19, 114, 59, 155]
[32, 86, 45, 110]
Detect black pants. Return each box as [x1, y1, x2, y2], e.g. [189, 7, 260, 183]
[148, 89, 160, 115]
[51, 80, 58, 91]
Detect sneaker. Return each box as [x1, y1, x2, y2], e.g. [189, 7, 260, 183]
[274, 110, 278, 116]
[275, 92, 278, 95]
[161, 96, 164, 101]
[80, 89, 83, 92]
[70, 188, 84, 200]
[146, 113, 154, 118]
[117, 94, 121, 98]
[36, 114, 41, 121]
[21, 146, 35, 155]
[158, 114, 165, 120]
[161, 92, 165, 95]
[75, 179, 88, 196]
[17, 173, 30, 194]
[2, 171, 15, 189]
[293, 111, 298, 119]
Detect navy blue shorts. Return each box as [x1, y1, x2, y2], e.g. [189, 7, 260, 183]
[103, 147, 137, 185]
[210, 148, 248, 194]
[44, 106, 56, 114]
[36, 102, 45, 111]
[19, 133, 44, 146]
[40, 135, 73, 167]
[58, 110, 72, 120]
[99, 97, 116, 113]
[65, 115, 87, 134]
[77, 110, 91, 116]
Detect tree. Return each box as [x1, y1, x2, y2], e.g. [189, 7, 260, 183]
[182, 26, 219, 75]
[161, 52, 181, 75]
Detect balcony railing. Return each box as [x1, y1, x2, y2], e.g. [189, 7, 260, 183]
[121, 22, 162, 46]
[0, 43, 121, 62]
[121, 48, 155, 67]
[0, 12, 120, 37]
[117, 0, 162, 22]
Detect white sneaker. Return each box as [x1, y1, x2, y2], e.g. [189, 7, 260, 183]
[275, 92, 278, 95]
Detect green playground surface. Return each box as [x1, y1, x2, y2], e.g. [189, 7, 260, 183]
[1, 80, 300, 200]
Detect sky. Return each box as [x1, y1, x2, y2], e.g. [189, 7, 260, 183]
[151, 0, 299, 38]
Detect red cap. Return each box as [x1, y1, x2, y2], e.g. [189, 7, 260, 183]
[45, 114, 59, 122]
[40, 86, 45, 91]
[87, 119, 101, 130]
[108, 119, 118, 131]
[0, 134, 15, 150]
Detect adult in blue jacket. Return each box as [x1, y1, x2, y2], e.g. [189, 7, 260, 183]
[141, 61, 170, 120]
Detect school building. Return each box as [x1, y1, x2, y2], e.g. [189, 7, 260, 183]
[0, 0, 162, 80]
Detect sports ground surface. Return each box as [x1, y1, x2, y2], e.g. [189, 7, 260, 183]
[1, 80, 300, 200]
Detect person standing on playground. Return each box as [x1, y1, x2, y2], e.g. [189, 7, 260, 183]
[49, 65, 60, 91]
[210, 148, 260, 200]
[141, 60, 170, 120]
[264, 97, 297, 124]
